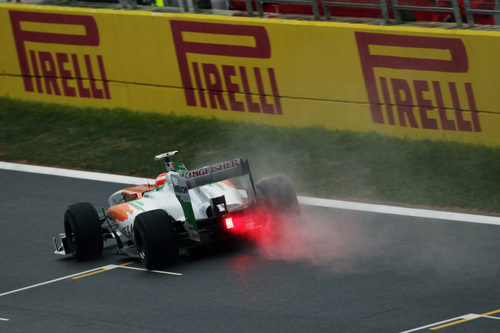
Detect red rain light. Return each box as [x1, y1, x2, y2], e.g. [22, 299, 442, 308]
[225, 217, 234, 230]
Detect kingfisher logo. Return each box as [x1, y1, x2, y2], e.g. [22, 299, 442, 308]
[356, 32, 480, 132]
[170, 20, 282, 115]
[9, 10, 110, 99]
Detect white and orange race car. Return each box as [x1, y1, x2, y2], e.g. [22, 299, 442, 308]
[53, 151, 299, 269]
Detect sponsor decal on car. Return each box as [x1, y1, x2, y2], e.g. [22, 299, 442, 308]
[171, 173, 200, 242]
[183, 159, 240, 179]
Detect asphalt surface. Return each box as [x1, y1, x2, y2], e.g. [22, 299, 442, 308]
[1, 169, 500, 332]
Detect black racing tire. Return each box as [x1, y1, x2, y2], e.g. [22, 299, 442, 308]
[133, 210, 178, 270]
[64, 202, 103, 261]
[256, 176, 300, 214]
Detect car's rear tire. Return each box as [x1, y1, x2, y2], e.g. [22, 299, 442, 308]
[133, 210, 178, 270]
[64, 202, 103, 261]
[256, 176, 300, 214]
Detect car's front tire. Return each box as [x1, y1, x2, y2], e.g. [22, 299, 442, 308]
[64, 202, 103, 261]
[133, 210, 178, 270]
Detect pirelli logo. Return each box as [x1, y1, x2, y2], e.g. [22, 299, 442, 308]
[170, 20, 282, 115]
[9, 10, 110, 99]
[356, 32, 481, 132]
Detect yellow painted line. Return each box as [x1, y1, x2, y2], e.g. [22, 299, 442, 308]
[430, 309, 500, 330]
[481, 309, 500, 317]
[429, 318, 469, 330]
[71, 262, 136, 279]
[119, 261, 136, 267]
[71, 269, 108, 280]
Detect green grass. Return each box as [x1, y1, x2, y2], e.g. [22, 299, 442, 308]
[1, 97, 500, 213]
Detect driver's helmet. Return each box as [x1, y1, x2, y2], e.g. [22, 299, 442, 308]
[155, 173, 168, 189]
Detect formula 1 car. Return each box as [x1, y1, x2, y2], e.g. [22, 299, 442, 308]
[53, 151, 299, 269]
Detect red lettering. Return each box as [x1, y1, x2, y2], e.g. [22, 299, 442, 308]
[449, 82, 472, 132]
[71, 54, 91, 98]
[356, 32, 468, 124]
[202, 63, 227, 110]
[254, 67, 274, 114]
[222, 65, 244, 112]
[379, 76, 395, 125]
[356, 32, 482, 134]
[391, 79, 417, 128]
[170, 20, 270, 107]
[465, 83, 481, 132]
[9, 10, 99, 93]
[240, 66, 260, 113]
[29, 50, 42, 93]
[414, 80, 437, 130]
[85, 54, 103, 99]
[433, 81, 456, 131]
[56, 52, 76, 97]
[38, 51, 61, 96]
[97, 55, 110, 99]
[192, 62, 207, 108]
[268, 68, 282, 115]
[9, 11, 110, 100]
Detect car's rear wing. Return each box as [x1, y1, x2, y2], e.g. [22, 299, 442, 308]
[182, 158, 256, 202]
[169, 157, 257, 243]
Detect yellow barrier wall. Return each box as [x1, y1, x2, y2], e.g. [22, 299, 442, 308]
[1, 4, 500, 145]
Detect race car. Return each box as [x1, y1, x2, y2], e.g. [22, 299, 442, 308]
[53, 151, 299, 269]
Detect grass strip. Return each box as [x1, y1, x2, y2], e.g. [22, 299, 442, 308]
[1, 97, 500, 213]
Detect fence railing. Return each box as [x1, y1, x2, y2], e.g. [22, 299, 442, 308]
[462, 0, 500, 26]
[255, 0, 321, 19]
[241, 0, 500, 27]
[322, 0, 391, 24]
[3, 0, 499, 27]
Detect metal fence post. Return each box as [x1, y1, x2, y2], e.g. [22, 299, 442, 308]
[451, 0, 463, 27]
[495, 0, 500, 24]
[390, 0, 403, 23]
[256, 0, 264, 16]
[245, 0, 255, 15]
[181, 0, 189, 11]
[380, 0, 392, 24]
[463, 0, 475, 26]
[311, 0, 320, 19]
[324, 1, 332, 20]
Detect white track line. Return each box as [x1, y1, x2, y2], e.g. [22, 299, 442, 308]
[484, 315, 500, 320]
[401, 312, 500, 332]
[0, 266, 107, 297]
[298, 196, 500, 226]
[1, 161, 500, 226]
[117, 265, 183, 276]
[399, 315, 468, 333]
[0, 161, 152, 185]
[0, 318, 9, 321]
[0, 264, 182, 298]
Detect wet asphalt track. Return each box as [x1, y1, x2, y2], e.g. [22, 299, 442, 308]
[1, 169, 500, 332]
